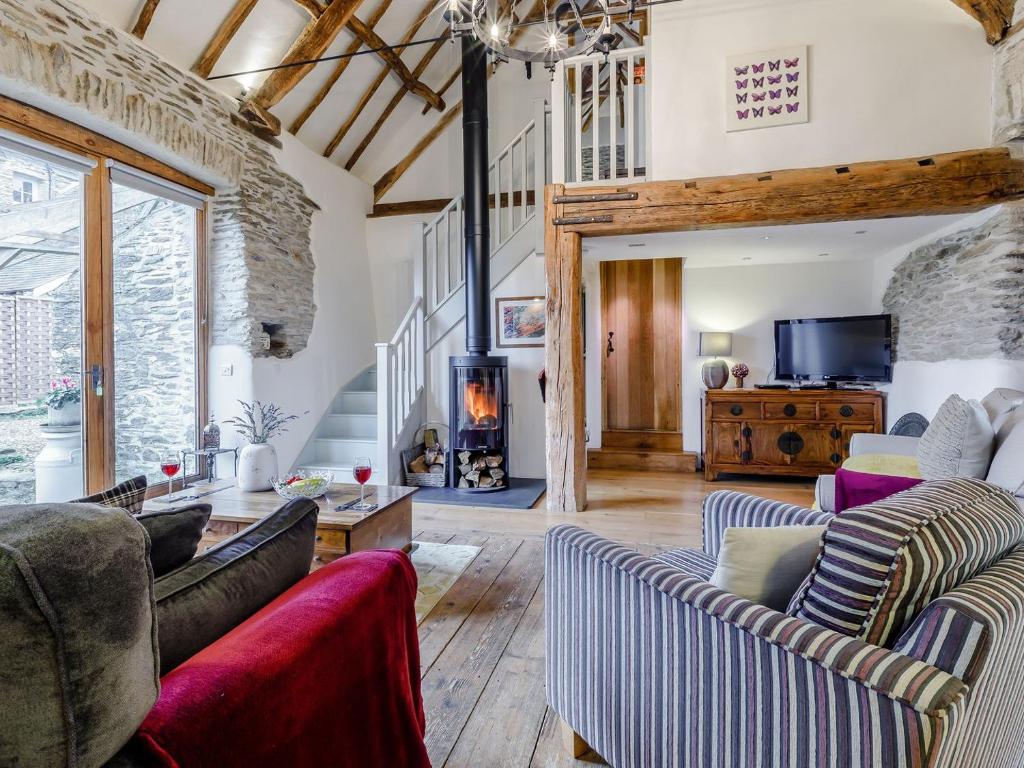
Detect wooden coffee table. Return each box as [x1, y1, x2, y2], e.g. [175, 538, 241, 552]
[144, 481, 417, 568]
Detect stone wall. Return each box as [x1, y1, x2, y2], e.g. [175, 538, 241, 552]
[0, 0, 318, 358]
[882, 204, 1024, 363]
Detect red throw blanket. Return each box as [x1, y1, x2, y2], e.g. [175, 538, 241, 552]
[134, 550, 430, 768]
[834, 467, 923, 513]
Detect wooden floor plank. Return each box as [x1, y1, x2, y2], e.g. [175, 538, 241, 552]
[443, 577, 548, 768]
[422, 539, 546, 767]
[530, 707, 604, 767]
[418, 535, 522, 674]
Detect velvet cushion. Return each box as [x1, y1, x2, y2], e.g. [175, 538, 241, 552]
[154, 497, 318, 674]
[74, 475, 148, 515]
[787, 478, 1024, 647]
[833, 468, 923, 513]
[0, 503, 159, 767]
[136, 503, 212, 577]
[916, 395, 994, 480]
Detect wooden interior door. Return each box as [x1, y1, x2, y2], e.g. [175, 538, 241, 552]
[601, 258, 682, 432]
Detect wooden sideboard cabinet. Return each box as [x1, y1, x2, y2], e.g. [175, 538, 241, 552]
[703, 389, 885, 481]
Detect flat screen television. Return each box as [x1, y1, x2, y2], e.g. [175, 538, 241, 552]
[775, 314, 892, 383]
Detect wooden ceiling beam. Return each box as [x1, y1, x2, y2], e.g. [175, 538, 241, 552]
[548, 148, 1024, 237]
[322, 0, 436, 158]
[292, 0, 326, 18]
[193, 0, 261, 78]
[131, 0, 162, 37]
[370, 190, 537, 217]
[288, 0, 394, 134]
[422, 66, 461, 114]
[246, 0, 365, 111]
[372, 0, 544, 201]
[347, 15, 445, 112]
[950, 0, 1016, 43]
[346, 37, 447, 170]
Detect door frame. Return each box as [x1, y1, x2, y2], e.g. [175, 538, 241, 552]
[0, 96, 212, 495]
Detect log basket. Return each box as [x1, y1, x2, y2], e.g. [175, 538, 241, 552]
[402, 423, 449, 488]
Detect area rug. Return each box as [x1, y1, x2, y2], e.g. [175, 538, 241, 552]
[411, 477, 547, 509]
[409, 541, 481, 623]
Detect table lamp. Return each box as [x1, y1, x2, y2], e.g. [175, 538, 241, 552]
[699, 332, 733, 389]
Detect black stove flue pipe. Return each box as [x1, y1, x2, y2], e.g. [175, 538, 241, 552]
[461, 33, 491, 355]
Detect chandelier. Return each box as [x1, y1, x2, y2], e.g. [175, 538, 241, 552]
[444, 0, 635, 71]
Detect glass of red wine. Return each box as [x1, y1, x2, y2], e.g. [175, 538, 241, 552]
[352, 456, 372, 510]
[160, 451, 182, 499]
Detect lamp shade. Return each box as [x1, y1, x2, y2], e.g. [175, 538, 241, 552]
[699, 331, 733, 357]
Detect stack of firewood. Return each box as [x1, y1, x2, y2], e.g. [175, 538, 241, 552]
[407, 445, 445, 476]
[455, 451, 506, 489]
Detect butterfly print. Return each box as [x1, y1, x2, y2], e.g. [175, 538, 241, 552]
[767, 74, 783, 85]
[752, 92, 766, 102]
[767, 105, 783, 115]
[736, 93, 748, 104]
[769, 89, 782, 100]
[752, 77, 765, 88]
[736, 109, 750, 120]
[786, 102, 800, 113]
[787, 85, 799, 98]
[752, 107, 765, 118]
[734, 66, 749, 76]
[785, 57, 800, 68]
[735, 79, 748, 89]
[768, 60, 781, 72]
[786, 72, 800, 83]
[752, 63, 765, 73]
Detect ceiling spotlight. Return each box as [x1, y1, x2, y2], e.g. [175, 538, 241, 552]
[741, 256, 752, 261]
[854, 230, 868, 235]
[762, 235, 772, 241]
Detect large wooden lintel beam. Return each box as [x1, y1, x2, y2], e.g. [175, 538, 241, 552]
[550, 148, 1024, 237]
[544, 184, 587, 514]
[248, 0, 364, 111]
[950, 0, 1015, 43]
[369, 190, 536, 218]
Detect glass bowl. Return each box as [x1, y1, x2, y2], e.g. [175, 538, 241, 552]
[271, 470, 333, 500]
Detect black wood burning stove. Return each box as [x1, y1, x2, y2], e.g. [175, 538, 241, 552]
[449, 356, 509, 491]
[447, 35, 510, 493]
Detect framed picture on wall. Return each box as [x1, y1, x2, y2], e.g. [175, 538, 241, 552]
[495, 296, 545, 348]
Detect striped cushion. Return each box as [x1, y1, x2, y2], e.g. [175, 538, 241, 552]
[787, 478, 1024, 647]
[75, 475, 148, 515]
[651, 548, 716, 580]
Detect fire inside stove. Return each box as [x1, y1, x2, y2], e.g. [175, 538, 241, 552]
[464, 382, 498, 429]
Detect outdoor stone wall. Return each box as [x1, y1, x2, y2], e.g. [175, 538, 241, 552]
[0, 0, 319, 357]
[882, 204, 1024, 363]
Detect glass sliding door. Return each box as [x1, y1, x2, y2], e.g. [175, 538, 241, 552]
[0, 141, 92, 503]
[110, 169, 203, 486]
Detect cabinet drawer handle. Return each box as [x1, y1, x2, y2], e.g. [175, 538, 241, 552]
[315, 535, 323, 542]
[783, 403, 797, 417]
[730, 405, 743, 416]
[741, 426, 753, 438]
[741, 450, 752, 462]
[830, 427, 841, 440]
[839, 405, 854, 418]
[831, 453, 842, 464]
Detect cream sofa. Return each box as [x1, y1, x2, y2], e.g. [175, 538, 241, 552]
[816, 387, 1024, 512]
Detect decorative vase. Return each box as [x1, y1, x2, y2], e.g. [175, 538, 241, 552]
[735, 376, 745, 389]
[237, 442, 278, 492]
[48, 401, 81, 427]
[701, 359, 729, 389]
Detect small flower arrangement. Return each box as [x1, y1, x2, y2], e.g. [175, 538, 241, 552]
[43, 376, 81, 409]
[731, 362, 750, 388]
[224, 400, 302, 444]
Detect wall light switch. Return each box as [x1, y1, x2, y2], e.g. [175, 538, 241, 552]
[220, 364, 233, 377]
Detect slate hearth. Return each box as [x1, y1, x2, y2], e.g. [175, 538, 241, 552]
[412, 478, 546, 509]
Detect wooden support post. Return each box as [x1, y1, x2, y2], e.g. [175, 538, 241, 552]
[544, 185, 587, 514]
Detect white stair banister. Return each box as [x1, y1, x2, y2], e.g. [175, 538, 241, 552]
[375, 296, 425, 483]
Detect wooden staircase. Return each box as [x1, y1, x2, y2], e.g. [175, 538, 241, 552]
[587, 430, 698, 472]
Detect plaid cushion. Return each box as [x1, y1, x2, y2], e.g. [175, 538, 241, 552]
[787, 478, 1024, 647]
[75, 475, 148, 515]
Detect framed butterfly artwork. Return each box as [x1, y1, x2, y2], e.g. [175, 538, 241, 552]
[726, 45, 808, 132]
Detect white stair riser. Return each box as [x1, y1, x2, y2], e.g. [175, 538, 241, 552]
[336, 391, 377, 415]
[322, 413, 377, 440]
[314, 438, 378, 465]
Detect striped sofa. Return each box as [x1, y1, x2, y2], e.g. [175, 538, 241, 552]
[545, 482, 1024, 768]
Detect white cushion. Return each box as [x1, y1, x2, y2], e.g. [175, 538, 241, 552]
[981, 388, 1024, 431]
[709, 525, 826, 611]
[917, 395, 995, 480]
[986, 409, 1024, 496]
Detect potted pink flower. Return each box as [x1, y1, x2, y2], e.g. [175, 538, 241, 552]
[731, 363, 750, 389]
[43, 376, 82, 427]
